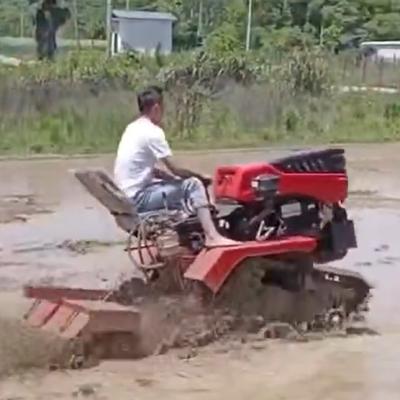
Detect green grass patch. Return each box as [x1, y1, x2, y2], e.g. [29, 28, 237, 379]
[0, 89, 399, 156]
[1, 49, 400, 155]
[0, 36, 106, 60]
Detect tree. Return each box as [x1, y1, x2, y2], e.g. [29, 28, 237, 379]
[0, 1, 28, 37]
[30, 0, 71, 60]
[2, 0, 400, 56]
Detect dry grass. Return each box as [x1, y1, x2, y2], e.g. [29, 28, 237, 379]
[0, 318, 66, 378]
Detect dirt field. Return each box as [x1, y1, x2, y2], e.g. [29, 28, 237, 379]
[1, 144, 400, 400]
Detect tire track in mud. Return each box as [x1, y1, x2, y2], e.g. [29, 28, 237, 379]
[0, 194, 52, 224]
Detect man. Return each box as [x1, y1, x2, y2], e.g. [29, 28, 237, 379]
[114, 86, 237, 248]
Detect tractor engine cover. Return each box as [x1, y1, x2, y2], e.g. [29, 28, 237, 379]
[213, 149, 348, 205]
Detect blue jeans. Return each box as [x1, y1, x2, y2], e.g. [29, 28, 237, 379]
[132, 177, 209, 215]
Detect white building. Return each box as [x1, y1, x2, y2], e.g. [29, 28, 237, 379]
[360, 41, 400, 62]
[111, 10, 177, 56]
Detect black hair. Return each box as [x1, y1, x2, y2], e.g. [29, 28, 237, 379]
[137, 86, 163, 114]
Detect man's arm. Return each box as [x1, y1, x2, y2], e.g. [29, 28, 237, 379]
[160, 156, 211, 185]
[153, 166, 177, 181]
[147, 127, 211, 185]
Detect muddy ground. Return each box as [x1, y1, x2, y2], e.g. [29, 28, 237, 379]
[1, 144, 400, 399]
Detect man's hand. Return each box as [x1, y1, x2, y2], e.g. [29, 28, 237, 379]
[160, 156, 210, 184]
[199, 174, 212, 187]
[153, 167, 177, 181]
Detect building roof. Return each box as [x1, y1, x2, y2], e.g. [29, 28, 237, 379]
[361, 41, 400, 47]
[112, 10, 177, 22]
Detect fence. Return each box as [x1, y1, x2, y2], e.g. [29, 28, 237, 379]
[338, 53, 400, 90]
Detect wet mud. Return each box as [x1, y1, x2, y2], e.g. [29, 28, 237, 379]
[1, 143, 400, 399]
[0, 194, 51, 224]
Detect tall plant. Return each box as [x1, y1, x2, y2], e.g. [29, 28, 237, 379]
[29, 0, 71, 60]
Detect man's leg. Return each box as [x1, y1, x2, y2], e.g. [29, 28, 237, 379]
[134, 181, 183, 213]
[181, 178, 239, 248]
[134, 178, 238, 247]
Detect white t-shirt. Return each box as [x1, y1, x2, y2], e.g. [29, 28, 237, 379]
[114, 116, 172, 198]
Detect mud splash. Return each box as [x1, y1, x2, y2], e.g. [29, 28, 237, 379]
[0, 318, 66, 378]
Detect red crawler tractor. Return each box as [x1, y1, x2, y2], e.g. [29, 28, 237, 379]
[24, 148, 371, 365]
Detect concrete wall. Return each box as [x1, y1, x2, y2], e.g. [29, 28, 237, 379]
[113, 18, 173, 55]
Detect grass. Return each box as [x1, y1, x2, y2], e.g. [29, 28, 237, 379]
[0, 84, 399, 156]
[0, 36, 106, 60]
[1, 47, 400, 155]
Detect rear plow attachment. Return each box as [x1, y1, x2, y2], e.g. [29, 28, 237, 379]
[23, 286, 142, 368]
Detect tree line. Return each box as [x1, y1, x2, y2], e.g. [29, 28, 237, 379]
[1, 0, 400, 53]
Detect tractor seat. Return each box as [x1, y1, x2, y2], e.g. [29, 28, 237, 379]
[74, 169, 189, 233]
[74, 169, 139, 233]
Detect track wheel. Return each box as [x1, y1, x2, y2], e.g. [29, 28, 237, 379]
[214, 258, 300, 322]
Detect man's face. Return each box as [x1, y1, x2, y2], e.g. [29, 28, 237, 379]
[151, 100, 164, 126]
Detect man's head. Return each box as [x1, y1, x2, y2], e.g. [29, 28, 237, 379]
[137, 86, 164, 125]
